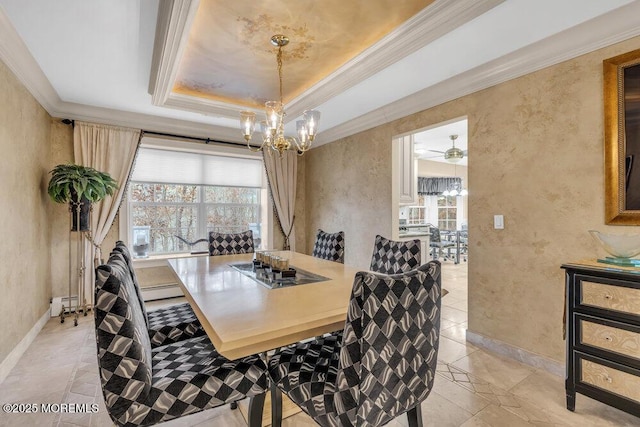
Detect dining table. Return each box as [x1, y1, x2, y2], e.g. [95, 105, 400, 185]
[167, 250, 361, 360]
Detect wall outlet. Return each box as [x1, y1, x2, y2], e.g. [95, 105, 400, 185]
[494, 215, 504, 229]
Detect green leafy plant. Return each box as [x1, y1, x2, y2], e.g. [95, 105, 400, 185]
[47, 164, 118, 204]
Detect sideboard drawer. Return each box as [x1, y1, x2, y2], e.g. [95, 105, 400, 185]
[580, 319, 640, 362]
[581, 281, 640, 316]
[581, 359, 640, 403]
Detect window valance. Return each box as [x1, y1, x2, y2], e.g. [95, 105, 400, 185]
[418, 177, 461, 195]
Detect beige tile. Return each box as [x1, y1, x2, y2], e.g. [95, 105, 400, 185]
[432, 376, 491, 415]
[441, 323, 468, 344]
[441, 306, 468, 324]
[420, 392, 475, 426]
[509, 370, 640, 427]
[438, 336, 478, 364]
[282, 410, 318, 427]
[459, 404, 533, 427]
[451, 350, 535, 391]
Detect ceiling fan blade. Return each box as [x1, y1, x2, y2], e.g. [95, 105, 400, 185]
[427, 149, 445, 154]
[463, 150, 468, 156]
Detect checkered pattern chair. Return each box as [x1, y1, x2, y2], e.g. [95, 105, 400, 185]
[94, 253, 269, 427]
[209, 230, 255, 256]
[268, 261, 442, 427]
[113, 241, 206, 348]
[311, 229, 345, 263]
[369, 234, 421, 274]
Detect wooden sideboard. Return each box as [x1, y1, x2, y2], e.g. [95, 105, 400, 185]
[562, 261, 640, 418]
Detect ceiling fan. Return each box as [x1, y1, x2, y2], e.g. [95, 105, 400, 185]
[425, 134, 467, 163]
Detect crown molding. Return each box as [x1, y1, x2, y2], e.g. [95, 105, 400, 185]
[315, 0, 640, 146]
[285, 0, 505, 119]
[148, 0, 199, 105]
[0, 6, 61, 113]
[164, 92, 251, 120]
[51, 100, 245, 143]
[150, 0, 505, 121]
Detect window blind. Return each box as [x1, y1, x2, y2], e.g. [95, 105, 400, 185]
[132, 147, 263, 187]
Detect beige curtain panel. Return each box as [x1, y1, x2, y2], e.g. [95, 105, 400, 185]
[74, 121, 141, 303]
[263, 150, 297, 251]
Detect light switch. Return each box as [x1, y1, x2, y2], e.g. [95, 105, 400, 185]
[494, 215, 504, 229]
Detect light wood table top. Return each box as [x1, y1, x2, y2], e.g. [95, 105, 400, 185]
[167, 251, 361, 360]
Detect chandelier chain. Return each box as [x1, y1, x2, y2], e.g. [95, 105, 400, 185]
[277, 45, 284, 105]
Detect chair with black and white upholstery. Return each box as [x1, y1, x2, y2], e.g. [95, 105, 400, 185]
[94, 253, 269, 427]
[311, 229, 345, 263]
[369, 234, 421, 274]
[268, 261, 442, 427]
[209, 230, 255, 256]
[113, 241, 206, 348]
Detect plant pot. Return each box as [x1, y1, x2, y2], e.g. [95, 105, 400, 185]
[69, 196, 91, 232]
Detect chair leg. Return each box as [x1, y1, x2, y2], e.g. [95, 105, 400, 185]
[407, 404, 423, 427]
[230, 401, 237, 409]
[271, 383, 283, 427]
[247, 392, 266, 427]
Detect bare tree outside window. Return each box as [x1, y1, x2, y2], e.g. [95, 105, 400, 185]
[130, 183, 261, 254]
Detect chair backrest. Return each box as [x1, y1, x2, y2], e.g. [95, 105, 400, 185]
[369, 234, 421, 274]
[94, 252, 153, 424]
[113, 241, 148, 326]
[334, 261, 442, 427]
[208, 230, 255, 256]
[311, 229, 345, 263]
[429, 226, 443, 243]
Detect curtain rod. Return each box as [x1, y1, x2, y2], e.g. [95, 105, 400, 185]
[61, 119, 259, 150]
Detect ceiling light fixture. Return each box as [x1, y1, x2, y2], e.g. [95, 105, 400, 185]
[444, 134, 464, 163]
[239, 35, 320, 156]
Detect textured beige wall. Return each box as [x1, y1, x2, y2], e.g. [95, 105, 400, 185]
[49, 121, 73, 299]
[305, 132, 393, 269]
[303, 36, 640, 362]
[0, 59, 52, 364]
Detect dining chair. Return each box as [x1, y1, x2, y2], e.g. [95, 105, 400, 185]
[94, 253, 269, 427]
[268, 261, 442, 427]
[428, 227, 456, 261]
[369, 234, 421, 274]
[113, 241, 206, 348]
[209, 229, 255, 256]
[311, 229, 345, 263]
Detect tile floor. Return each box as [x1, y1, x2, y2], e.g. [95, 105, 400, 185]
[0, 261, 638, 426]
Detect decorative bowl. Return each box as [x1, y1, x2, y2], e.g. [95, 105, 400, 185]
[589, 230, 640, 260]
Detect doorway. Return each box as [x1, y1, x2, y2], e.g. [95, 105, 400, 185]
[394, 117, 469, 346]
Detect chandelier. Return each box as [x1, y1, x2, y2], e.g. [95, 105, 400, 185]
[239, 35, 321, 156]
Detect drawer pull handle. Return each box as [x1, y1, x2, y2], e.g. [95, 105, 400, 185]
[604, 336, 613, 342]
[604, 294, 613, 300]
[603, 375, 613, 383]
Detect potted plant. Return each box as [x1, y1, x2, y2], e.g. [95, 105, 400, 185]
[48, 164, 118, 231]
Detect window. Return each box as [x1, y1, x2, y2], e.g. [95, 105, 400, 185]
[437, 195, 457, 231]
[123, 141, 268, 256]
[129, 184, 261, 254]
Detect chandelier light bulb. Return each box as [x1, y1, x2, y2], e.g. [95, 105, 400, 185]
[238, 35, 320, 155]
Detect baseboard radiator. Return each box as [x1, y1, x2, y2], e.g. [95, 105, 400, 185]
[50, 283, 184, 316]
[50, 296, 81, 317]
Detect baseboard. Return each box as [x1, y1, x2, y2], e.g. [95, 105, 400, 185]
[0, 308, 50, 384]
[466, 330, 564, 377]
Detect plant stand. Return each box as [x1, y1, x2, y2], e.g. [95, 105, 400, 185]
[59, 201, 91, 326]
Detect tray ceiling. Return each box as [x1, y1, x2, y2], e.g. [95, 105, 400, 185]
[172, 0, 433, 108]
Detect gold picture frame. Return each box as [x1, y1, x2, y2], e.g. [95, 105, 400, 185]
[604, 48, 640, 224]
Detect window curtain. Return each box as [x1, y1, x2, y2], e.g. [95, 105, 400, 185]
[74, 122, 141, 303]
[263, 150, 297, 250]
[418, 177, 461, 195]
